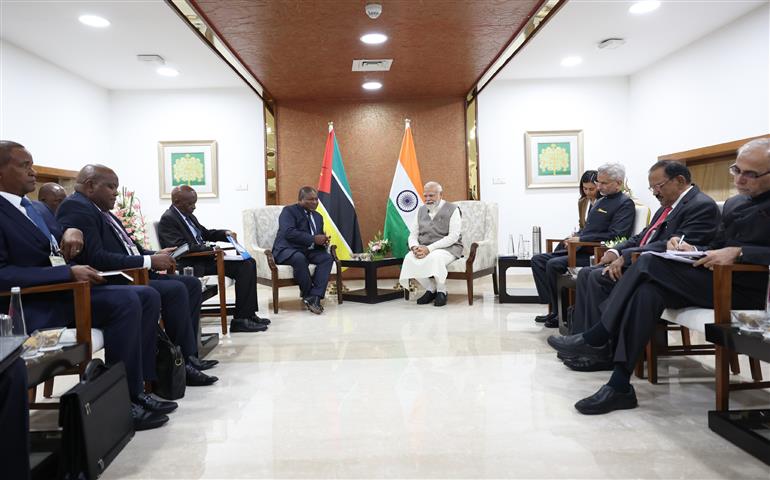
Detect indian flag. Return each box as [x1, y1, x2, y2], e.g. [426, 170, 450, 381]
[316, 122, 362, 261]
[383, 119, 424, 258]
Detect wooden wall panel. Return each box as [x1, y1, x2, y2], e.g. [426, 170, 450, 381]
[276, 97, 466, 252]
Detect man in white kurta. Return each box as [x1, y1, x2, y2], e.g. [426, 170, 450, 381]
[399, 182, 463, 307]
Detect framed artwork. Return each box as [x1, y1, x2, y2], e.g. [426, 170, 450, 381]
[524, 130, 584, 189]
[158, 140, 218, 198]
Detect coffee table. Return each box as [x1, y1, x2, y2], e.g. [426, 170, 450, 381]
[340, 257, 407, 303]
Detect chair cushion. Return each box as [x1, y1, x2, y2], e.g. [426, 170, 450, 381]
[60, 328, 104, 353]
[661, 307, 763, 333]
[273, 262, 338, 280]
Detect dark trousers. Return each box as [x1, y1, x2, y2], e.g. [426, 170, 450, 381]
[201, 258, 259, 318]
[600, 254, 767, 371]
[91, 285, 160, 397]
[571, 265, 617, 334]
[0, 357, 30, 480]
[282, 249, 334, 298]
[149, 273, 201, 359]
[531, 251, 590, 311]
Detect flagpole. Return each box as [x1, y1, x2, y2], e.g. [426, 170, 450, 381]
[328, 121, 333, 133]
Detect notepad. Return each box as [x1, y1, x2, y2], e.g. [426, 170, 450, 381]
[99, 271, 134, 285]
[642, 250, 707, 264]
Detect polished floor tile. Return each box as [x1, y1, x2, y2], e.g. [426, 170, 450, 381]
[32, 276, 770, 478]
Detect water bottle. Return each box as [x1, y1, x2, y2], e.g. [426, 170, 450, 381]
[8, 287, 26, 336]
[532, 226, 542, 255]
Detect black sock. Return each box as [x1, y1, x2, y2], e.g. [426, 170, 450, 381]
[582, 323, 609, 346]
[607, 364, 631, 392]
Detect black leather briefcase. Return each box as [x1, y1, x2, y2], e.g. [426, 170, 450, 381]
[59, 359, 134, 479]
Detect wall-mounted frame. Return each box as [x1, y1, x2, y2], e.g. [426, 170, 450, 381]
[524, 130, 583, 189]
[158, 140, 218, 198]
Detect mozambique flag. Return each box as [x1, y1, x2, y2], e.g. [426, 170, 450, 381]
[383, 119, 424, 258]
[316, 123, 363, 260]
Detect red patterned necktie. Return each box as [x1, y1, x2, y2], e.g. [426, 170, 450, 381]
[640, 207, 672, 246]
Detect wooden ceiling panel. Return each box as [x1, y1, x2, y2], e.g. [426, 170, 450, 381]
[190, 0, 541, 100]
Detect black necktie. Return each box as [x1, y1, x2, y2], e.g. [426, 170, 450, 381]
[185, 215, 204, 244]
[306, 211, 316, 235]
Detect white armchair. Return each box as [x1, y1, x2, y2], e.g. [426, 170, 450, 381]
[243, 206, 342, 313]
[446, 201, 499, 305]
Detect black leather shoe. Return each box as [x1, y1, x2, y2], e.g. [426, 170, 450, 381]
[251, 315, 271, 325]
[575, 384, 638, 415]
[564, 356, 614, 372]
[131, 402, 169, 431]
[303, 296, 323, 314]
[536, 312, 557, 324]
[433, 292, 447, 307]
[547, 333, 609, 359]
[185, 364, 219, 386]
[416, 291, 436, 305]
[135, 392, 178, 415]
[188, 355, 219, 371]
[544, 315, 560, 328]
[230, 317, 268, 332]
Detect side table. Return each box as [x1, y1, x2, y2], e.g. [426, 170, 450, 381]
[340, 257, 407, 304]
[498, 256, 540, 304]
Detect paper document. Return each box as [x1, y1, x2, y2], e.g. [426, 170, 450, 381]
[642, 250, 707, 264]
[223, 254, 245, 261]
[99, 270, 134, 285]
[226, 235, 252, 260]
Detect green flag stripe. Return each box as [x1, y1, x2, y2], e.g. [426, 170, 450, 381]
[332, 137, 353, 200]
[383, 199, 410, 258]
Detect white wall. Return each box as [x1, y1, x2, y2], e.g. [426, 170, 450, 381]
[0, 40, 111, 168]
[478, 77, 629, 252]
[1, 40, 266, 244]
[110, 88, 265, 244]
[627, 3, 770, 208]
[478, 4, 769, 253]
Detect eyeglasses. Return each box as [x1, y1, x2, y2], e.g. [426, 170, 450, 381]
[648, 177, 673, 192]
[728, 164, 770, 180]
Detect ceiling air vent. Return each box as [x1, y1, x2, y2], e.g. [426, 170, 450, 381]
[352, 59, 393, 72]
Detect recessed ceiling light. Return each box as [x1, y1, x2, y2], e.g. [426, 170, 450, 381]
[629, 1, 661, 15]
[78, 14, 110, 28]
[560, 56, 582, 67]
[360, 33, 388, 44]
[156, 66, 179, 77]
[362, 81, 382, 90]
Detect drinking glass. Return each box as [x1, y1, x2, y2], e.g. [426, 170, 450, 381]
[0, 314, 11, 337]
[183, 266, 195, 276]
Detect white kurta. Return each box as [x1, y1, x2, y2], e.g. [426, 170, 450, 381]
[399, 200, 462, 289]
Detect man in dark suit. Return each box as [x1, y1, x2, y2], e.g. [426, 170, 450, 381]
[273, 186, 333, 314]
[31, 182, 66, 239]
[564, 161, 720, 371]
[549, 138, 770, 414]
[157, 185, 268, 332]
[0, 141, 173, 430]
[57, 164, 218, 386]
[0, 357, 30, 480]
[532, 163, 636, 327]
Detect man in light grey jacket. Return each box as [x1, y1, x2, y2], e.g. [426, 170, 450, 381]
[399, 182, 462, 307]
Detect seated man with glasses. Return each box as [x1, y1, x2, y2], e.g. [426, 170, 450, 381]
[548, 138, 770, 414]
[561, 160, 719, 371]
[531, 163, 636, 328]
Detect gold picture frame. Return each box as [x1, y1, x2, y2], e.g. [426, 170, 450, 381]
[524, 130, 584, 189]
[158, 140, 218, 198]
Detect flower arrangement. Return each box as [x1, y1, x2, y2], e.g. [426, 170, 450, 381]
[112, 187, 150, 249]
[602, 236, 628, 249]
[366, 231, 392, 259]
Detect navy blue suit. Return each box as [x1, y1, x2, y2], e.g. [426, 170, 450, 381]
[57, 192, 200, 358]
[0, 195, 159, 397]
[532, 191, 636, 313]
[31, 199, 62, 239]
[0, 357, 29, 480]
[272, 204, 333, 298]
[570, 186, 720, 334]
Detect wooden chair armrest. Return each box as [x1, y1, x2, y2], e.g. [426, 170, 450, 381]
[0, 281, 88, 296]
[593, 246, 608, 264]
[545, 238, 561, 253]
[264, 249, 279, 273]
[123, 268, 149, 285]
[466, 242, 479, 267]
[567, 241, 602, 267]
[713, 263, 769, 325]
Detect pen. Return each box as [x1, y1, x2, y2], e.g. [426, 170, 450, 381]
[677, 234, 685, 251]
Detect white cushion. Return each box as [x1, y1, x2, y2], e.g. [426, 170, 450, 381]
[60, 328, 104, 353]
[661, 307, 763, 333]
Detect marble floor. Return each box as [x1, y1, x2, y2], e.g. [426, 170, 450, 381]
[32, 276, 770, 479]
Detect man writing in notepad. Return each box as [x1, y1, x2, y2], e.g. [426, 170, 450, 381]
[157, 185, 269, 332]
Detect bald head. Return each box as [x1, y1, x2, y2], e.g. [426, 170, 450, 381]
[171, 185, 198, 215]
[734, 138, 770, 198]
[75, 164, 120, 211]
[38, 182, 66, 214]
